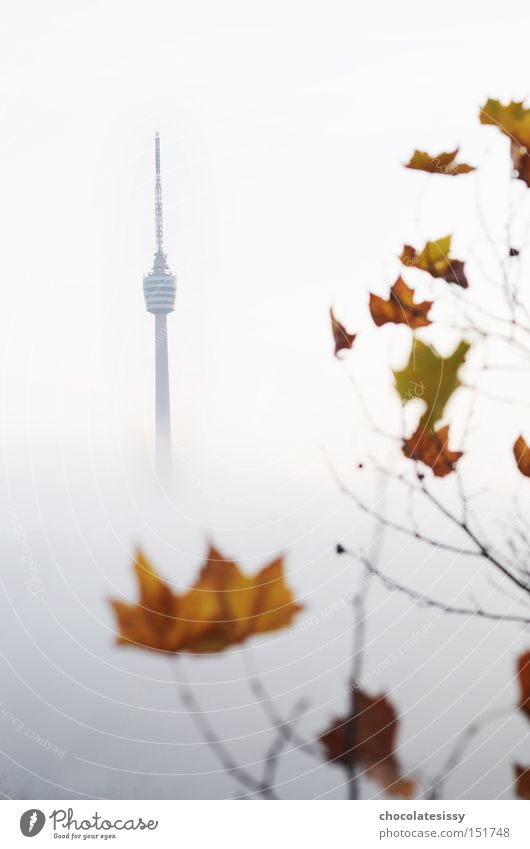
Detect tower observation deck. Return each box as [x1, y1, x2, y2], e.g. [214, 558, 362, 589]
[143, 134, 176, 481]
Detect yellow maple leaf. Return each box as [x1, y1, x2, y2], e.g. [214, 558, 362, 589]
[394, 338, 470, 432]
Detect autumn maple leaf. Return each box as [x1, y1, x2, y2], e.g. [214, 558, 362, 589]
[319, 688, 415, 798]
[402, 423, 462, 478]
[400, 236, 468, 288]
[480, 99, 530, 187]
[330, 307, 356, 356]
[513, 435, 530, 477]
[182, 546, 303, 653]
[110, 547, 301, 655]
[110, 549, 221, 653]
[394, 338, 470, 432]
[405, 148, 475, 176]
[369, 277, 432, 329]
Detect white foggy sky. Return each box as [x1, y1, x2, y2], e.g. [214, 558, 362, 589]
[1, 0, 529, 475]
[2, 0, 530, 801]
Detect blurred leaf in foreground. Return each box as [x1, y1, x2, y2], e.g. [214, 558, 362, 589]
[111, 546, 301, 655]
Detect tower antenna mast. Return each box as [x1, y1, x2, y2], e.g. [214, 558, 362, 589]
[143, 134, 177, 483]
[155, 132, 164, 256]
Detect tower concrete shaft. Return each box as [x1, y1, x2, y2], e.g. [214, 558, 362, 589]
[143, 134, 176, 482]
[155, 313, 171, 475]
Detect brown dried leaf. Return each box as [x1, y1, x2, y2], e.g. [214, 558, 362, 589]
[319, 688, 415, 798]
[517, 651, 530, 720]
[330, 307, 356, 355]
[515, 765, 530, 799]
[514, 435, 530, 477]
[402, 423, 463, 478]
[369, 277, 432, 329]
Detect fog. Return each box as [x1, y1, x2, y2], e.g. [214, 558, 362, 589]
[1, 0, 530, 799]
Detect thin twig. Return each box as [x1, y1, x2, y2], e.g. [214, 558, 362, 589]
[245, 658, 322, 760]
[261, 697, 309, 791]
[336, 545, 530, 626]
[426, 706, 512, 799]
[323, 448, 480, 558]
[346, 561, 371, 800]
[417, 474, 530, 597]
[169, 659, 277, 799]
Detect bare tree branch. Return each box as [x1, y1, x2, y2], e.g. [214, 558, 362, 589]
[323, 448, 480, 557]
[261, 697, 309, 792]
[426, 706, 512, 799]
[169, 660, 278, 799]
[244, 658, 322, 761]
[417, 473, 530, 597]
[336, 545, 530, 626]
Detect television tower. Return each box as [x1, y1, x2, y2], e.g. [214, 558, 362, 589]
[143, 134, 176, 481]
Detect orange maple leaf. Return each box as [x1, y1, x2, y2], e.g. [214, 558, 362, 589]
[402, 423, 463, 478]
[514, 435, 530, 477]
[319, 688, 415, 798]
[330, 307, 356, 356]
[369, 277, 432, 329]
[405, 148, 475, 176]
[111, 547, 302, 655]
